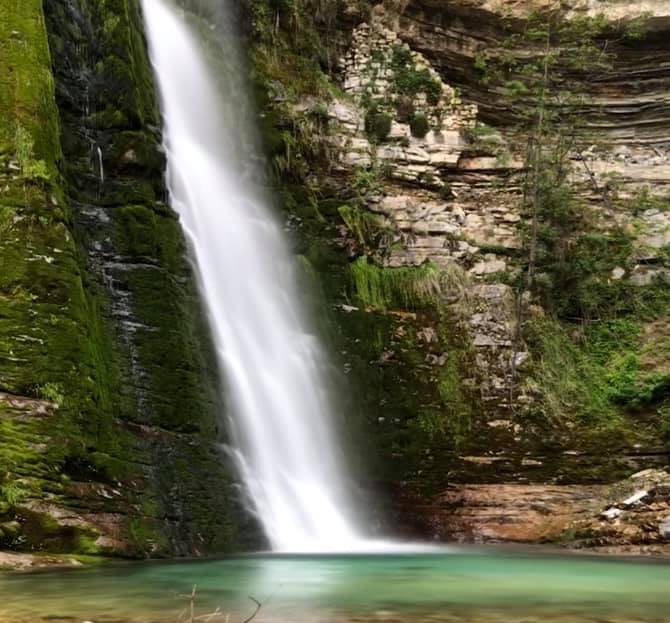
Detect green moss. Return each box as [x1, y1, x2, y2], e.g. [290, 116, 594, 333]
[391, 45, 442, 105]
[113, 204, 181, 268]
[14, 124, 50, 180]
[350, 257, 443, 310]
[0, 0, 61, 172]
[522, 313, 670, 446]
[523, 319, 621, 429]
[0, 2, 117, 486]
[128, 517, 171, 557]
[415, 355, 474, 447]
[338, 204, 396, 255]
[605, 353, 670, 408]
[0, 0, 254, 558]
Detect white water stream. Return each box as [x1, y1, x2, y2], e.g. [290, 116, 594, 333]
[141, 0, 369, 552]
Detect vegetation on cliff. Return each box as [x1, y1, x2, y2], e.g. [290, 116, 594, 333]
[472, 6, 670, 449]
[243, 0, 670, 505]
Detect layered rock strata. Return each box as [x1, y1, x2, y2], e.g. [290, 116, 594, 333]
[272, 0, 670, 541]
[409, 469, 670, 555]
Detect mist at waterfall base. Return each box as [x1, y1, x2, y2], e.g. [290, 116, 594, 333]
[141, 0, 412, 553]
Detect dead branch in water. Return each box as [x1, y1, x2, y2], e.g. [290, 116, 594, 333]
[177, 585, 267, 623]
[241, 596, 262, 623]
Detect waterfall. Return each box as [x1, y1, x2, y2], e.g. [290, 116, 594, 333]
[96, 145, 104, 183]
[141, 0, 366, 552]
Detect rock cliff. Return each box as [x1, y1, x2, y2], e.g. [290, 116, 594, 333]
[248, 0, 670, 550]
[0, 0, 255, 558]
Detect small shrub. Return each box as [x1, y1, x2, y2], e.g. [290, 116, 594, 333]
[353, 166, 381, 195]
[338, 205, 386, 246]
[628, 185, 670, 215]
[365, 109, 392, 142]
[370, 48, 386, 64]
[0, 481, 27, 508]
[308, 103, 330, 128]
[419, 171, 437, 186]
[395, 95, 415, 123]
[391, 45, 412, 68]
[37, 382, 65, 405]
[391, 45, 442, 105]
[439, 182, 453, 200]
[464, 122, 500, 148]
[409, 113, 429, 138]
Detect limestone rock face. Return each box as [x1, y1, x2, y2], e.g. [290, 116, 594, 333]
[283, 0, 670, 544]
[317, 1, 670, 415]
[324, 18, 526, 408]
[400, 469, 670, 554]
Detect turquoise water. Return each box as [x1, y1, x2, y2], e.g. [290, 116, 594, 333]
[1, 549, 670, 622]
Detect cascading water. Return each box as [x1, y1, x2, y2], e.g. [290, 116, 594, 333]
[141, 0, 366, 552]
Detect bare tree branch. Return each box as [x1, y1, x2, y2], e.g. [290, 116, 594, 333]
[241, 596, 262, 623]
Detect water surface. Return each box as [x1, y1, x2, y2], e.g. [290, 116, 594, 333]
[2, 549, 670, 622]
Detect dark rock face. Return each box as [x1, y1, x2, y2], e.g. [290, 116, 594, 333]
[0, 0, 258, 557]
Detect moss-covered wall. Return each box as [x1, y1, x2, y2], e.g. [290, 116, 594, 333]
[0, 0, 115, 553]
[0, 0, 257, 557]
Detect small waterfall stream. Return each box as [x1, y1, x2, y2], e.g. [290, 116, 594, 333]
[141, 0, 367, 552]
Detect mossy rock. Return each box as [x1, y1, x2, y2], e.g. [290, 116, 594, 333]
[0, 0, 257, 558]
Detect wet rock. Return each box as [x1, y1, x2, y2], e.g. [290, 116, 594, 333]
[601, 507, 622, 520]
[402, 470, 670, 552]
[0, 551, 83, 571]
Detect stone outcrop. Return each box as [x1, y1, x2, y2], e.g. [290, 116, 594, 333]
[321, 5, 670, 413]
[405, 469, 670, 555]
[322, 19, 527, 409]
